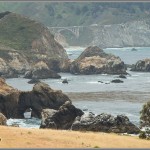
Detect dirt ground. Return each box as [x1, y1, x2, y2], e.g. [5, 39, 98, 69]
[0, 126, 150, 148]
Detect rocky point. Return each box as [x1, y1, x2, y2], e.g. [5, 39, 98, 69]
[70, 46, 127, 75]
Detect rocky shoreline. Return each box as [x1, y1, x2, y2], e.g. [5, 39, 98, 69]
[0, 78, 140, 134]
[0, 11, 149, 135]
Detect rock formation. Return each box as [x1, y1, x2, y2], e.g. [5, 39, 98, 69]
[70, 46, 127, 75]
[131, 59, 150, 72]
[24, 61, 61, 79]
[0, 78, 71, 119]
[0, 77, 140, 134]
[118, 74, 127, 79]
[0, 48, 30, 78]
[40, 101, 83, 129]
[71, 112, 140, 134]
[62, 79, 68, 84]
[111, 79, 124, 83]
[0, 12, 69, 78]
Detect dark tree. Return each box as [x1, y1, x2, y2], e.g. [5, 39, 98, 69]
[140, 101, 150, 127]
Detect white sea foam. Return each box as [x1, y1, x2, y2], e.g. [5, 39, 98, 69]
[7, 118, 41, 128]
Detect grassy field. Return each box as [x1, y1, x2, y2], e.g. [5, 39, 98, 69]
[0, 126, 150, 148]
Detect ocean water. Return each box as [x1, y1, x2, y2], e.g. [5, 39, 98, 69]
[67, 46, 150, 64]
[6, 47, 150, 128]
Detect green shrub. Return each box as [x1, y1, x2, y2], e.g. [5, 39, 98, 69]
[139, 131, 146, 139]
[140, 101, 150, 127]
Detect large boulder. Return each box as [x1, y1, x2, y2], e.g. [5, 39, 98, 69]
[71, 112, 140, 134]
[131, 59, 150, 72]
[70, 46, 127, 75]
[24, 61, 61, 79]
[0, 78, 71, 119]
[40, 101, 84, 129]
[0, 113, 7, 125]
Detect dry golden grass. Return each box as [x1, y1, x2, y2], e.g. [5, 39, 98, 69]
[0, 126, 150, 148]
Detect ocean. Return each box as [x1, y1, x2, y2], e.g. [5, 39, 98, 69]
[6, 47, 150, 128]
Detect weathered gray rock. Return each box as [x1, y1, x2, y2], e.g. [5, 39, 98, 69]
[111, 79, 124, 83]
[70, 46, 127, 75]
[118, 74, 127, 79]
[71, 112, 140, 134]
[40, 101, 84, 129]
[62, 79, 68, 84]
[0, 113, 7, 125]
[131, 59, 150, 72]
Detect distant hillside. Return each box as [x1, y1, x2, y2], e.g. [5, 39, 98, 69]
[0, 2, 150, 27]
[1, 2, 150, 48]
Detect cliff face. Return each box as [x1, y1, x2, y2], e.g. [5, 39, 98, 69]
[0, 12, 69, 77]
[54, 19, 150, 48]
[91, 20, 150, 48]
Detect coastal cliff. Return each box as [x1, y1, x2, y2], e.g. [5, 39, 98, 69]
[0, 11, 69, 78]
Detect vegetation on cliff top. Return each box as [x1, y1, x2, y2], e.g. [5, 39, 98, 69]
[0, 12, 46, 50]
[0, 2, 150, 27]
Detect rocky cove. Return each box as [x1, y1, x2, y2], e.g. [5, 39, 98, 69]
[0, 77, 140, 134]
[0, 12, 150, 136]
[1, 46, 150, 131]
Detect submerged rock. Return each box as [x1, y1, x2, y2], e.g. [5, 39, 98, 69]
[40, 101, 84, 129]
[62, 79, 68, 84]
[71, 112, 140, 134]
[111, 79, 124, 83]
[70, 46, 127, 75]
[131, 48, 138, 51]
[118, 74, 127, 79]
